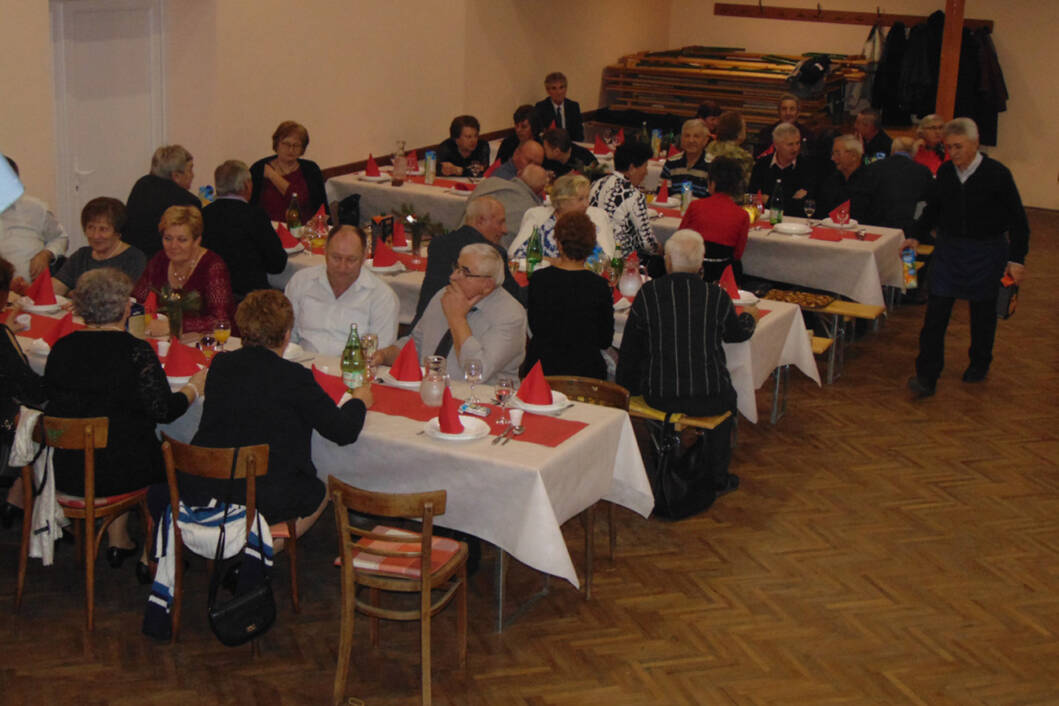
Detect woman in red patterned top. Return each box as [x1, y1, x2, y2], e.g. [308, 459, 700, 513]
[677, 157, 750, 283]
[134, 206, 234, 336]
[248, 121, 328, 223]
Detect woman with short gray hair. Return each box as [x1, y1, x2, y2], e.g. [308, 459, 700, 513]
[45, 267, 206, 581]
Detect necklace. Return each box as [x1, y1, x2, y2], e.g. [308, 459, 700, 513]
[169, 249, 204, 288]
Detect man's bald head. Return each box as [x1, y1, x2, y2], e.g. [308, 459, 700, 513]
[512, 140, 544, 170]
[465, 196, 507, 244]
[518, 164, 548, 194]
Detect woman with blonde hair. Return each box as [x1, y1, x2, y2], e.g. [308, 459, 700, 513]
[508, 173, 614, 259]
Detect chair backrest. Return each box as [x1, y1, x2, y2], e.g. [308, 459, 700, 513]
[544, 376, 630, 411]
[160, 433, 269, 541]
[40, 416, 109, 511]
[328, 476, 447, 573]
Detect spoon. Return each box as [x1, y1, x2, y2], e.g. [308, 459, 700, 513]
[501, 425, 524, 445]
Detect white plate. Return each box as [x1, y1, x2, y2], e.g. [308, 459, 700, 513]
[167, 375, 192, 386]
[613, 297, 632, 311]
[358, 174, 390, 182]
[445, 188, 472, 197]
[283, 243, 304, 255]
[773, 222, 812, 236]
[366, 260, 405, 274]
[647, 208, 663, 220]
[511, 389, 569, 413]
[282, 342, 314, 363]
[391, 244, 412, 252]
[653, 197, 679, 209]
[424, 416, 490, 441]
[734, 289, 759, 305]
[20, 295, 69, 314]
[821, 217, 858, 229]
[381, 365, 425, 389]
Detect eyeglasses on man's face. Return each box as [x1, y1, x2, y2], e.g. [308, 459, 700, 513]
[451, 263, 492, 279]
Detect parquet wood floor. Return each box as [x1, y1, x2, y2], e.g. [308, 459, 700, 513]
[2, 209, 1057, 705]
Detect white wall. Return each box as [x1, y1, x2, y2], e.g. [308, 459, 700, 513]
[668, 0, 1059, 209]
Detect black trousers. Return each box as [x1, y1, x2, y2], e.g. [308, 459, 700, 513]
[915, 294, 998, 383]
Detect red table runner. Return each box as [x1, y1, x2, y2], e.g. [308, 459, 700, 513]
[363, 382, 588, 448]
[5, 311, 84, 343]
[404, 175, 475, 190]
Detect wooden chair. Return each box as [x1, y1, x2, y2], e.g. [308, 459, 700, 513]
[545, 376, 631, 598]
[328, 476, 468, 706]
[15, 416, 153, 633]
[160, 434, 300, 643]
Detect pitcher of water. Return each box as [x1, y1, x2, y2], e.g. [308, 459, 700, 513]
[419, 355, 447, 407]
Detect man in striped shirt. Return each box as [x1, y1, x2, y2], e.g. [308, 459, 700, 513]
[617, 230, 760, 495]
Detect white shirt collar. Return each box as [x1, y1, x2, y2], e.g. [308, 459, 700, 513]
[955, 152, 983, 183]
[770, 154, 797, 169]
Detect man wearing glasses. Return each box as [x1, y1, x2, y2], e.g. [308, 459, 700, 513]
[379, 243, 525, 385]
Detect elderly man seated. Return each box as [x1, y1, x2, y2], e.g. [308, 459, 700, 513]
[284, 225, 398, 355]
[464, 165, 548, 250]
[754, 93, 812, 159]
[0, 157, 68, 286]
[202, 160, 287, 301]
[125, 145, 201, 257]
[590, 141, 659, 256]
[438, 115, 491, 177]
[859, 137, 933, 237]
[661, 119, 711, 199]
[747, 122, 815, 218]
[818, 135, 870, 216]
[540, 128, 597, 179]
[617, 229, 760, 498]
[854, 108, 893, 164]
[378, 243, 526, 385]
[533, 71, 584, 142]
[415, 196, 522, 321]
[492, 140, 544, 181]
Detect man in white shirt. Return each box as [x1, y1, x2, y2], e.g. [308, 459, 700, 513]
[284, 225, 399, 355]
[0, 157, 68, 284]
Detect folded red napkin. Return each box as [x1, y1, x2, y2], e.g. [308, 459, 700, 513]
[829, 200, 851, 225]
[593, 135, 609, 155]
[35, 313, 80, 346]
[406, 151, 419, 171]
[164, 337, 204, 376]
[810, 228, 843, 242]
[612, 288, 632, 304]
[393, 251, 427, 271]
[627, 250, 640, 264]
[312, 365, 347, 405]
[719, 265, 740, 300]
[276, 223, 299, 247]
[25, 271, 57, 306]
[667, 143, 680, 158]
[548, 119, 557, 130]
[438, 387, 464, 434]
[144, 290, 158, 317]
[390, 338, 423, 381]
[483, 159, 501, 178]
[392, 219, 408, 246]
[372, 239, 398, 267]
[312, 203, 327, 221]
[656, 181, 669, 202]
[517, 361, 553, 405]
[365, 154, 381, 177]
[616, 128, 625, 145]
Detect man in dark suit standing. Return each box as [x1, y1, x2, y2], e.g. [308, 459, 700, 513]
[124, 145, 201, 258]
[534, 72, 583, 142]
[413, 196, 521, 322]
[202, 160, 287, 301]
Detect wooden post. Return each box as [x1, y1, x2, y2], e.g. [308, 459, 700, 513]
[935, 0, 966, 120]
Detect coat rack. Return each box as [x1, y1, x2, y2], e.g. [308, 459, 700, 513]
[713, 2, 992, 31]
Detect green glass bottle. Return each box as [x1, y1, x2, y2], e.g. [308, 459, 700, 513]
[341, 323, 365, 392]
[526, 226, 543, 275]
[769, 179, 784, 226]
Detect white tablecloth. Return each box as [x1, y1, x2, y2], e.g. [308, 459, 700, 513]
[326, 174, 473, 232]
[652, 216, 905, 306]
[156, 372, 652, 589]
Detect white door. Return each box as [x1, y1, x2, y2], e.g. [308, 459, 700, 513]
[51, 0, 165, 251]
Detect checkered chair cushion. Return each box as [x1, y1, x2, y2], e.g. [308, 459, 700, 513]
[334, 525, 462, 579]
[56, 489, 147, 509]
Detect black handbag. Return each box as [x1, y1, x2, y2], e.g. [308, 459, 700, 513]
[645, 416, 718, 520]
[206, 452, 276, 647]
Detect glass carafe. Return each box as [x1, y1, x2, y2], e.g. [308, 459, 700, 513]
[419, 355, 447, 407]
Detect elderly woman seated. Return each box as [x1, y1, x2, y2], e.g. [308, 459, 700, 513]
[133, 205, 235, 337]
[53, 197, 147, 296]
[184, 290, 372, 546]
[523, 212, 614, 379]
[45, 268, 205, 579]
[509, 173, 615, 260]
[249, 120, 328, 223]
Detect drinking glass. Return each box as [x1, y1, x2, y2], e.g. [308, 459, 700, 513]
[468, 161, 484, 182]
[361, 333, 379, 381]
[494, 377, 515, 420]
[464, 358, 484, 402]
[213, 321, 231, 350]
[803, 199, 816, 225]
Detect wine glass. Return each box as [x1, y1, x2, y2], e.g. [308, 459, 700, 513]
[803, 199, 816, 226]
[495, 377, 515, 421]
[213, 321, 231, 351]
[361, 333, 379, 381]
[464, 358, 484, 402]
[468, 161, 484, 182]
